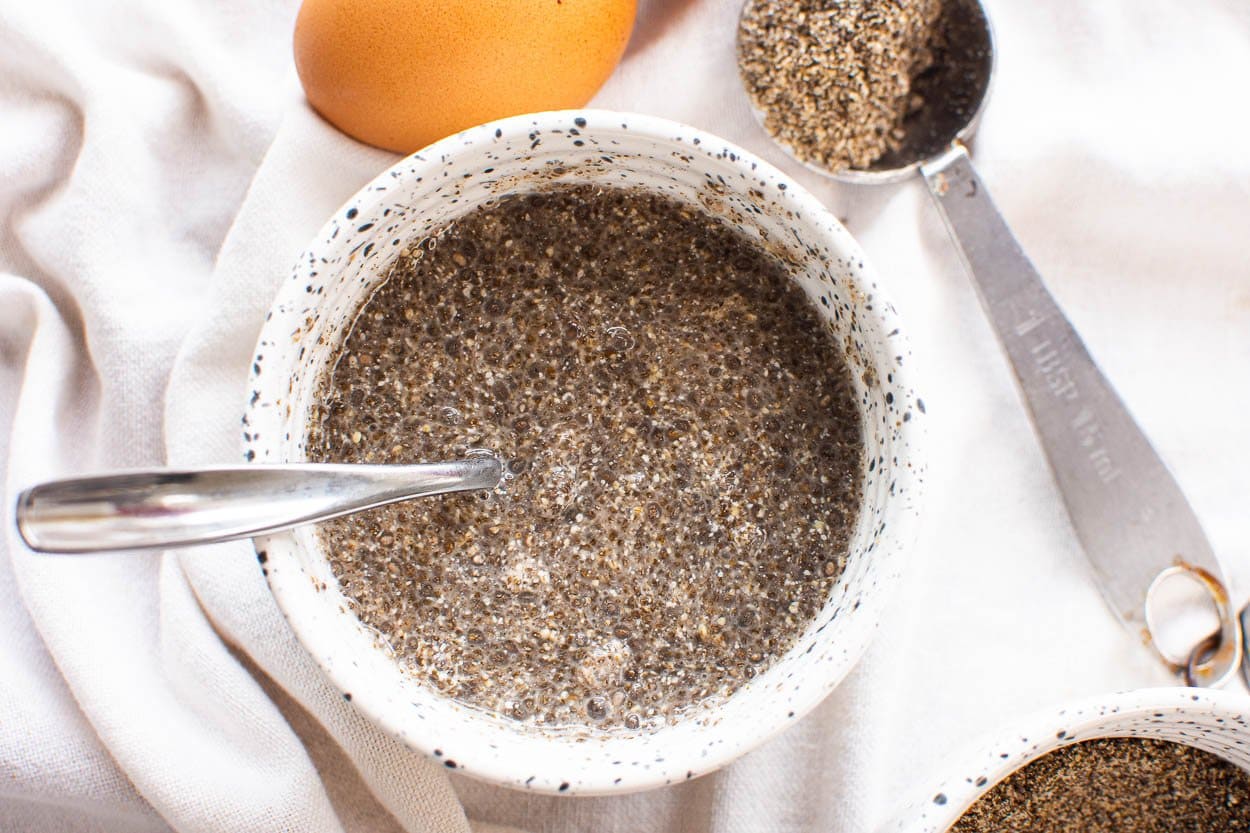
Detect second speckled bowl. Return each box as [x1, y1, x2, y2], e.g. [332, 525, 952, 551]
[883, 687, 1250, 833]
[244, 110, 925, 794]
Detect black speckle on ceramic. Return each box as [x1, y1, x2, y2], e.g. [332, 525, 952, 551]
[243, 110, 925, 797]
[882, 688, 1250, 833]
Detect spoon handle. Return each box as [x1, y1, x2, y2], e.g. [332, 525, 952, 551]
[15, 458, 502, 554]
[920, 142, 1239, 687]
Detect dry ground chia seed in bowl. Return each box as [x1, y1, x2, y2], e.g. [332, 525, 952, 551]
[950, 737, 1250, 832]
[883, 688, 1250, 833]
[245, 111, 924, 794]
[306, 184, 864, 731]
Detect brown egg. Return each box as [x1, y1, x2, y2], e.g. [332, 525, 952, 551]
[294, 0, 637, 153]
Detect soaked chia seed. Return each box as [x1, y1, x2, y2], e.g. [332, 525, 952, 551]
[307, 184, 864, 730]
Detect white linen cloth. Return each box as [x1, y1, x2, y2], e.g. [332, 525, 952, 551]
[2, 0, 1249, 831]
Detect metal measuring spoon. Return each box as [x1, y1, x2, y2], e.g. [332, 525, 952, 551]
[16, 455, 503, 554]
[738, 0, 1241, 687]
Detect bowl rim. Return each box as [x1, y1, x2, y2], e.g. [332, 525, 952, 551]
[246, 108, 925, 794]
[882, 686, 1250, 833]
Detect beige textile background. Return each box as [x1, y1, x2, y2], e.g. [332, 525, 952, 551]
[2, 0, 1249, 831]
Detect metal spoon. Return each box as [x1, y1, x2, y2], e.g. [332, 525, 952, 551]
[738, 0, 1240, 686]
[15, 455, 503, 554]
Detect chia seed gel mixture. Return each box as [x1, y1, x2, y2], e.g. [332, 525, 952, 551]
[307, 184, 864, 730]
[951, 738, 1250, 833]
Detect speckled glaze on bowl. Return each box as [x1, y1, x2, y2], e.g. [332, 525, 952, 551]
[883, 687, 1250, 833]
[244, 110, 925, 795]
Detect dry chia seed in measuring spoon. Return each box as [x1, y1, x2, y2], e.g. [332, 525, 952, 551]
[951, 738, 1250, 833]
[307, 184, 864, 731]
[737, 0, 987, 175]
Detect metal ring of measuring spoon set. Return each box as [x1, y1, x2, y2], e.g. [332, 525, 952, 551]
[736, 0, 1247, 688]
[1141, 564, 1242, 688]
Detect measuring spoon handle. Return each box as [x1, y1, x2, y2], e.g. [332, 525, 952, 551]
[15, 458, 503, 554]
[920, 142, 1238, 687]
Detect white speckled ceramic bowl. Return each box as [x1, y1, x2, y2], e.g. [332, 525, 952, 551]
[883, 687, 1250, 832]
[244, 110, 924, 794]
